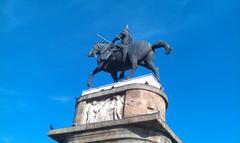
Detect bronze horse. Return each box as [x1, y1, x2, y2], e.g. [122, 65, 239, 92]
[87, 40, 172, 87]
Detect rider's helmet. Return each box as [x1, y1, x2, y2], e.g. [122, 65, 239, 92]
[123, 25, 129, 34]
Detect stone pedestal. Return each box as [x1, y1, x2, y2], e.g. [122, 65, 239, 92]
[48, 74, 183, 143]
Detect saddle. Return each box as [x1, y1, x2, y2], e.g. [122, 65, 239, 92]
[99, 44, 121, 61]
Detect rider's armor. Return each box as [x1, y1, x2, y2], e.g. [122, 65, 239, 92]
[112, 25, 133, 63]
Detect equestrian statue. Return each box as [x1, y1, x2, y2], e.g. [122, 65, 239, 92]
[87, 25, 172, 88]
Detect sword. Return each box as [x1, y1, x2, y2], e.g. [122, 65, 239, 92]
[97, 34, 111, 43]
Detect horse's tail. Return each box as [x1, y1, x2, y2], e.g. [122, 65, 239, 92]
[151, 40, 169, 50]
[151, 40, 172, 55]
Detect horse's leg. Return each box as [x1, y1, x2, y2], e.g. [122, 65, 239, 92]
[126, 56, 138, 79]
[118, 70, 125, 79]
[145, 61, 160, 81]
[87, 65, 103, 87]
[144, 52, 160, 81]
[110, 72, 118, 82]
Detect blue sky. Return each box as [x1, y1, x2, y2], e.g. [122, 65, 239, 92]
[0, 0, 239, 142]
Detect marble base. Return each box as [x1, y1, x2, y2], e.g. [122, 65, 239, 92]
[48, 113, 183, 143]
[48, 74, 183, 143]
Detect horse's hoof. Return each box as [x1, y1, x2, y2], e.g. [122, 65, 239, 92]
[119, 74, 124, 79]
[126, 77, 130, 80]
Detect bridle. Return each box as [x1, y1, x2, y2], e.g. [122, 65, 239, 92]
[98, 43, 117, 55]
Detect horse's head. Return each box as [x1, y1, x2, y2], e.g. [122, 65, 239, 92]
[88, 43, 101, 57]
[88, 42, 110, 57]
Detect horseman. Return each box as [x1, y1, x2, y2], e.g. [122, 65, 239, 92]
[112, 25, 133, 64]
[88, 26, 172, 87]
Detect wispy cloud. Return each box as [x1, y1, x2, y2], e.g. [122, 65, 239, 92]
[0, 0, 28, 33]
[16, 101, 29, 108]
[0, 87, 20, 96]
[1, 136, 12, 143]
[0, 87, 31, 113]
[0, 87, 73, 105]
[51, 96, 71, 103]
[0, 87, 32, 98]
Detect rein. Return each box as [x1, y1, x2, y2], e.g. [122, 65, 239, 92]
[98, 43, 116, 55]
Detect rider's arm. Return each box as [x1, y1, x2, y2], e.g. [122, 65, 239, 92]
[112, 32, 125, 43]
[112, 36, 120, 43]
